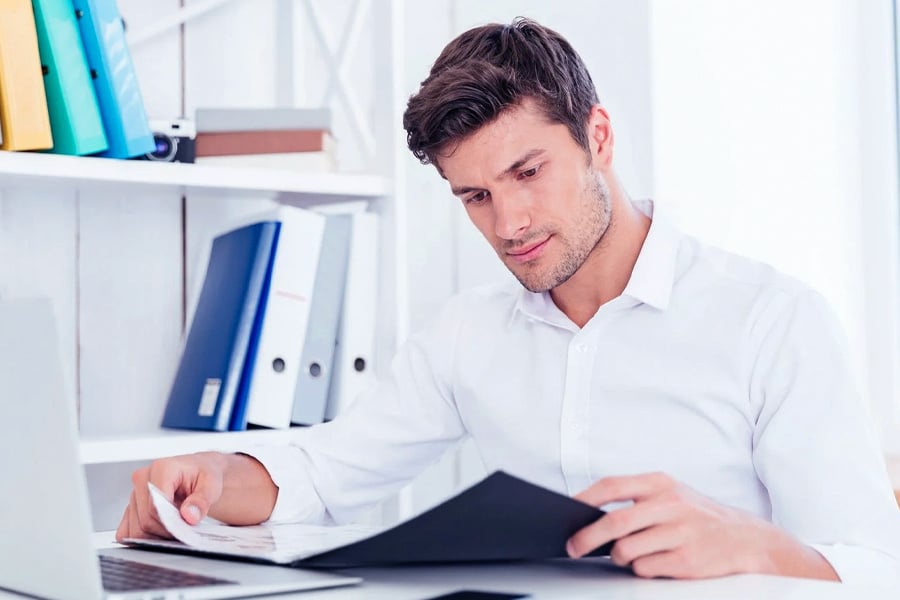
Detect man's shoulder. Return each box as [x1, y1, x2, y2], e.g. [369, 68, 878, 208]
[680, 235, 812, 302]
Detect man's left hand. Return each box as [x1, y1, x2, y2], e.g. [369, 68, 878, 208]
[566, 472, 838, 580]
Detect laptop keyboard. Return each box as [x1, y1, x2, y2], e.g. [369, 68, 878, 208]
[100, 555, 236, 592]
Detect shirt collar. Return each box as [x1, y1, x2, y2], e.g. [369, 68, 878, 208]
[621, 199, 680, 311]
[512, 199, 681, 325]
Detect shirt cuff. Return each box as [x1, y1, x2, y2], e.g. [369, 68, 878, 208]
[239, 444, 329, 525]
[810, 543, 900, 587]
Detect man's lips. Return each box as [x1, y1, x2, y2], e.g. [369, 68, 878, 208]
[506, 237, 550, 263]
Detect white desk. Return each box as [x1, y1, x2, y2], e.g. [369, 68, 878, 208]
[0, 534, 894, 599]
[1, 558, 893, 600]
[268, 560, 897, 600]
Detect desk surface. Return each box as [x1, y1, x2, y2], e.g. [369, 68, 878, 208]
[275, 560, 897, 600]
[0, 533, 895, 600]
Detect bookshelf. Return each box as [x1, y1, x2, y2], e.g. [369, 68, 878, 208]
[0, 0, 407, 491]
[0, 143, 394, 467]
[0, 151, 391, 201]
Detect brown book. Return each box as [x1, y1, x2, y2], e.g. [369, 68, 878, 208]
[195, 129, 332, 157]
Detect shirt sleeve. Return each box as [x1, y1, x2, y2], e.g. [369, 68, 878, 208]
[242, 294, 469, 525]
[750, 290, 900, 586]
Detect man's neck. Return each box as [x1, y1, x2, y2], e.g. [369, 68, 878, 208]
[550, 192, 651, 328]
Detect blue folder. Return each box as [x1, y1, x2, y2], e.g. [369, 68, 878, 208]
[162, 222, 279, 432]
[228, 225, 280, 432]
[72, 0, 154, 158]
[32, 0, 108, 155]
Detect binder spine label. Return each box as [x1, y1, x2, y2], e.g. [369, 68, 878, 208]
[198, 378, 221, 417]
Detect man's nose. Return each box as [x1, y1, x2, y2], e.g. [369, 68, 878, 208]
[493, 191, 530, 240]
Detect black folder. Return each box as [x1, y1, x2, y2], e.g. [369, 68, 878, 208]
[298, 471, 613, 568]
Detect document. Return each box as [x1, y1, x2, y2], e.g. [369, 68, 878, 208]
[147, 483, 377, 564]
[129, 471, 613, 568]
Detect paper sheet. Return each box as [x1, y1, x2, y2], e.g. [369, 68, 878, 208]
[147, 482, 377, 563]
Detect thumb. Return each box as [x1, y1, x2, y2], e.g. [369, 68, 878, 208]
[179, 496, 206, 525]
[179, 472, 221, 525]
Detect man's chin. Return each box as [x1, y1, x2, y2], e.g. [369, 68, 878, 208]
[510, 269, 554, 294]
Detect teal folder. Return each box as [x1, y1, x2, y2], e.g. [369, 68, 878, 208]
[72, 0, 154, 158]
[32, 0, 107, 155]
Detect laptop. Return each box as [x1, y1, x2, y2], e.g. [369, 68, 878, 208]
[0, 298, 361, 599]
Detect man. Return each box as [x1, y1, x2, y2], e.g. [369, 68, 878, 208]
[117, 18, 900, 584]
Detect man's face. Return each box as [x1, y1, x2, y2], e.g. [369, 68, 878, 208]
[439, 100, 612, 293]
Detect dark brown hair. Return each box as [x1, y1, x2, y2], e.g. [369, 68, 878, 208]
[403, 17, 599, 167]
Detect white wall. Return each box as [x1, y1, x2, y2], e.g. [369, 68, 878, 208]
[650, 0, 900, 452]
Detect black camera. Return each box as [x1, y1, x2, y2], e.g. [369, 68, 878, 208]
[143, 118, 196, 163]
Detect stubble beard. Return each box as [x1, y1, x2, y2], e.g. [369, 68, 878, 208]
[507, 171, 612, 293]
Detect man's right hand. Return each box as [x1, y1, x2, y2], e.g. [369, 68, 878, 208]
[114, 451, 278, 542]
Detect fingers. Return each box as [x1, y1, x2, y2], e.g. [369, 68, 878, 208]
[629, 548, 712, 579]
[117, 453, 228, 538]
[567, 494, 682, 558]
[131, 468, 169, 537]
[114, 500, 131, 542]
[179, 468, 224, 525]
[574, 471, 674, 508]
[115, 491, 168, 541]
[630, 550, 681, 579]
[609, 523, 689, 567]
[129, 469, 173, 539]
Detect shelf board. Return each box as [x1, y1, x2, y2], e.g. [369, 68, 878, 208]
[0, 150, 389, 199]
[79, 428, 303, 465]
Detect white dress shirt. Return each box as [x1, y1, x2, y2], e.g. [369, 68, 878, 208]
[248, 201, 900, 585]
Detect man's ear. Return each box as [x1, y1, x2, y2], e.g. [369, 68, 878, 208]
[587, 105, 614, 169]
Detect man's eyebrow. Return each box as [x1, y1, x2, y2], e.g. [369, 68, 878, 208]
[499, 148, 546, 179]
[449, 149, 547, 196]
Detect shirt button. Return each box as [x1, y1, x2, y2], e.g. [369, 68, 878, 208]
[576, 344, 589, 353]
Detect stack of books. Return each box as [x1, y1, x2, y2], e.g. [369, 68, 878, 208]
[161, 205, 378, 431]
[0, 0, 154, 158]
[194, 107, 337, 172]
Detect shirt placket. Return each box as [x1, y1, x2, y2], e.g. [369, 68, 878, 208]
[559, 331, 597, 496]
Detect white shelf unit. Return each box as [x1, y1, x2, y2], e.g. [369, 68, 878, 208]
[0, 149, 393, 466]
[0, 151, 391, 201]
[79, 428, 304, 465]
[0, 0, 407, 531]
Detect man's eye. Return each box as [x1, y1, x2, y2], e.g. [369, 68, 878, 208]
[466, 191, 488, 204]
[521, 166, 539, 178]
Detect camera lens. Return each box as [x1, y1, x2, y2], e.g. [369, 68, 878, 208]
[145, 133, 178, 161]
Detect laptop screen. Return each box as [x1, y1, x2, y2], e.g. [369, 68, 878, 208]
[0, 299, 106, 599]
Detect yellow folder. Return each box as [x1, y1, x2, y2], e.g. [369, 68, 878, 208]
[0, 0, 54, 151]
